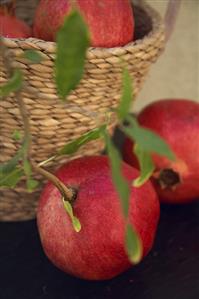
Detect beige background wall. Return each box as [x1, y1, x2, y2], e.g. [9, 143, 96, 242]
[134, 0, 199, 112]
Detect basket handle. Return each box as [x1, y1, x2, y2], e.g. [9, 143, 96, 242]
[164, 0, 182, 42]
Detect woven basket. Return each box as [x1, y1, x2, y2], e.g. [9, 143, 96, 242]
[0, 0, 180, 221]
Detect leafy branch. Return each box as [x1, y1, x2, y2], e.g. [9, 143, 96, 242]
[103, 66, 175, 262]
[0, 10, 92, 232]
[0, 39, 77, 218]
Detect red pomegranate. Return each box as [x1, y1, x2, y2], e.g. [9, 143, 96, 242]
[0, 1, 31, 38]
[0, 14, 32, 38]
[123, 99, 199, 204]
[37, 156, 159, 280]
[33, 0, 134, 47]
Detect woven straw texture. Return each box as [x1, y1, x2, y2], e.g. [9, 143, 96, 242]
[0, 0, 166, 221]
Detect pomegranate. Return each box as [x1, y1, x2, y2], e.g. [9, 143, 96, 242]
[0, 1, 31, 38]
[37, 156, 159, 280]
[123, 99, 199, 204]
[33, 0, 134, 47]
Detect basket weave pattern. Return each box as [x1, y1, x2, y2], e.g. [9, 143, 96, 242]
[0, 0, 165, 221]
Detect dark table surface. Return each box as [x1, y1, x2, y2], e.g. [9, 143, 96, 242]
[0, 202, 199, 299]
[0, 130, 199, 299]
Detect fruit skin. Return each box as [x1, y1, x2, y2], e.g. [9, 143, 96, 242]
[0, 14, 32, 38]
[37, 156, 159, 280]
[123, 99, 199, 204]
[33, 0, 134, 47]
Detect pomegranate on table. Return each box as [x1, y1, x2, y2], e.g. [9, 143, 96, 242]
[37, 156, 159, 280]
[123, 99, 199, 204]
[33, 0, 135, 47]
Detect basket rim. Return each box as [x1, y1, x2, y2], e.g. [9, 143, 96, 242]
[2, 0, 165, 54]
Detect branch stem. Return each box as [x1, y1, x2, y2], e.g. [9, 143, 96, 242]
[31, 161, 75, 200]
[15, 91, 31, 159]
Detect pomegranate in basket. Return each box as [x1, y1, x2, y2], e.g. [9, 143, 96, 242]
[33, 0, 134, 47]
[0, 1, 31, 38]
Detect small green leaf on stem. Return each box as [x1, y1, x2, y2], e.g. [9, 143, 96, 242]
[55, 10, 90, 99]
[0, 167, 24, 188]
[12, 130, 22, 141]
[72, 217, 81, 233]
[123, 116, 175, 160]
[23, 160, 39, 192]
[23, 50, 43, 64]
[103, 130, 130, 217]
[0, 141, 31, 189]
[59, 125, 106, 155]
[27, 178, 39, 192]
[133, 144, 155, 187]
[62, 198, 81, 232]
[38, 126, 106, 167]
[0, 69, 23, 98]
[117, 68, 133, 121]
[125, 223, 142, 264]
[24, 159, 32, 177]
[0, 149, 23, 175]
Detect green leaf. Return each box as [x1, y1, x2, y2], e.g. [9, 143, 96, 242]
[23, 50, 43, 63]
[27, 179, 39, 192]
[12, 130, 22, 141]
[133, 144, 155, 187]
[103, 130, 142, 264]
[55, 10, 90, 99]
[103, 130, 130, 217]
[40, 122, 105, 165]
[23, 159, 32, 177]
[117, 68, 133, 120]
[0, 135, 30, 174]
[0, 69, 23, 97]
[0, 167, 24, 188]
[72, 216, 82, 233]
[0, 141, 29, 188]
[59, 125, 106, 155]
[0, 149, 23, 175]
[125, 223, 142, 264]
[62, 198, 81, 232]
[123, 116, 175, 160]
[0, 150, 24, 188]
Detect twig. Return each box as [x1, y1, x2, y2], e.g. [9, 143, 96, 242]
[0, 37, 13, 76]
[31, 161, 75, 200]
[15, 91, 31, 159]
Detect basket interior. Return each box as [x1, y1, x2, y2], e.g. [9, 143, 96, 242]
[15, 0, 153, 42]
